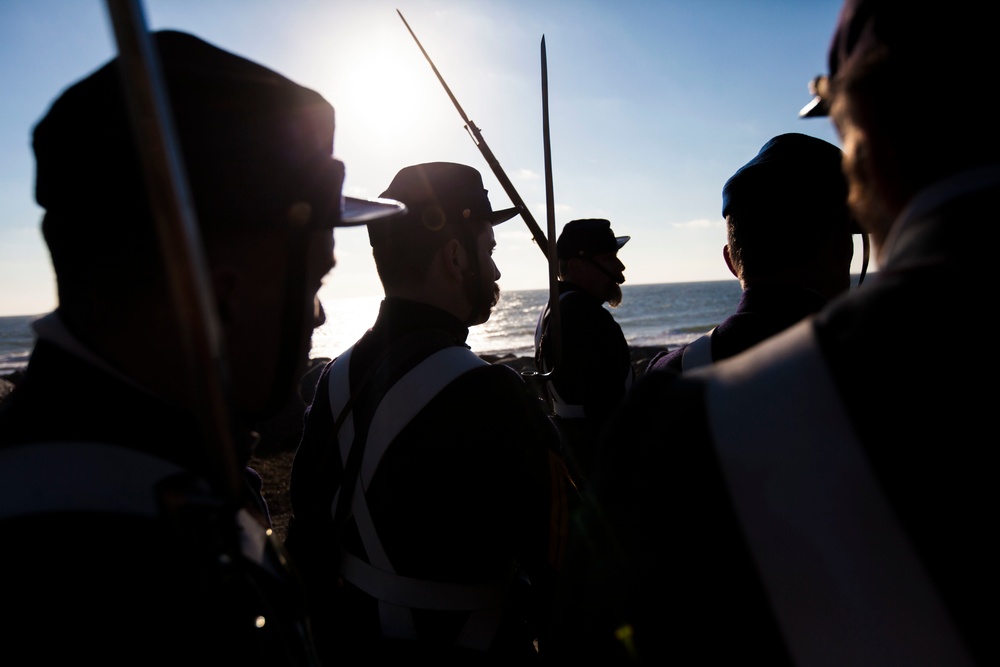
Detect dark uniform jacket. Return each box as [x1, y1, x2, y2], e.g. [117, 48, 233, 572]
[284, 297, 570, 666]
[646, 284, 829, 374]
[557, 168, 1000, 665]
[535, 282, 633, 482]
[0, 318, 320, 666]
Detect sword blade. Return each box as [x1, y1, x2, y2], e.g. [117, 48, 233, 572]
[541, 35, 562, 373]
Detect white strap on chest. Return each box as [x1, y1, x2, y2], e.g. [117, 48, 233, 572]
[700, 318, 972, 667]
[0, 442, 274, 570]
[327, 345, 489, 500]
[0, 442, 184, 518]
[326, 345, 508, 648]
[681, 328, 714, 373]
[357, 347, 488, 488]
[533, 301, 548, 353]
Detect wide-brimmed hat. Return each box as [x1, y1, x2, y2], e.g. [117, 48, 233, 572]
[556, 219, 630, 260]
[369, 162, 517, 245]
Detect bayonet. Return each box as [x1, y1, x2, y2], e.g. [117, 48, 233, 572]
[397, 9, 550, 261]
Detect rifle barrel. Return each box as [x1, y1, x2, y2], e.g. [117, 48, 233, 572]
[104, 0, 241, 503]
[397, 10, 550, 261]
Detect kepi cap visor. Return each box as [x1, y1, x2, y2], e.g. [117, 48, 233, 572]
[342, 196, 407, 226]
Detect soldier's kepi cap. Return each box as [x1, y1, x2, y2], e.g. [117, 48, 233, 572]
[556, 219, 630, 260]
[33, 30, 405, 231]
[799, 0, 887, 118]
[368, 162, 517, 246]
[799, 0, 990, 118]
[722, 133, 856, 228]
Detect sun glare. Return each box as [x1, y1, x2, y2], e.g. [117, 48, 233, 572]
[307, 16, 453, 158]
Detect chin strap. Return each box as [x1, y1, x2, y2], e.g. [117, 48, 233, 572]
[857, 233, 870, 286]
[586, 256, 625, 285]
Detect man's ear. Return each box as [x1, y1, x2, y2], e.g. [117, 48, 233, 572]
[723, 244, 739, 279]
[440, 238, 467, 282]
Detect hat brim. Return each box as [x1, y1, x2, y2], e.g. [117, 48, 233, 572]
[799, 75, 832, 118]
[340, 196, 408, 226]
[799, 94, 829, 118]
[489, 206, 520, 226]
[616, 235, 631, 250]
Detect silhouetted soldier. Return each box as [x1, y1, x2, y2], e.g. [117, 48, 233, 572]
[0, 30, 403, 665]
[560, 1, 997, 663]
[534, 218, 632, 484]
[647, 133, 858, 374]
[285, 162, 571, 665]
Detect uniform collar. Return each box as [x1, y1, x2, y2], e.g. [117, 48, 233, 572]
[374, 297, 471, 347]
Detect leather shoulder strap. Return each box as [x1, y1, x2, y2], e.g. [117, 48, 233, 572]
[701, 319, 972, 666]
[0, 442, 183, 519]
[681, 328, 714, 373]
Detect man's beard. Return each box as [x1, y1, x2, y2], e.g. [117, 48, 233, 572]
[474, 281, 501, 324]
[464, 272, 500, 326]
[486, 282, 501, 312]
[607, 282, 623, 308]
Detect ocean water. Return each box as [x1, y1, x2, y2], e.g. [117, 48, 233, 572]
[312, 274, 867, 361]
[467, 280, 743, 359]
[0, 280, 743, 378]
[304, 279, 745, 362]
[0, 315, 37, 377]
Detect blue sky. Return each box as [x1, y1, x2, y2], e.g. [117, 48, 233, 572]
[0, 0, 850, 317]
